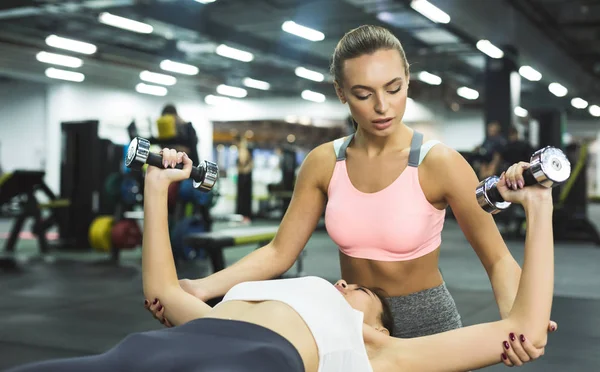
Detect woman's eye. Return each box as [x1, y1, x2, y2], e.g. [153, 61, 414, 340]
[389, 87, 401, 94]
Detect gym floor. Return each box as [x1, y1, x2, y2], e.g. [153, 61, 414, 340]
[1, 207, 599, 371]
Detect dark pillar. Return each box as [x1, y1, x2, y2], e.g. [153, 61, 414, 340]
[484, 47, 520, 138]
[531, 109, 565, 149]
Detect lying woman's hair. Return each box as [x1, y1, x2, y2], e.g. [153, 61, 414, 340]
[369, 287, 396, 337]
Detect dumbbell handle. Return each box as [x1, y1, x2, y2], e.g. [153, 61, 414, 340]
[146, 152, 205, 183]
[485, 169, 539, 203]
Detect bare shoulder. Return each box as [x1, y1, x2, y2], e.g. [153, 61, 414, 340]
[421, 142, 471, 175]
[298, 140, 339, 191]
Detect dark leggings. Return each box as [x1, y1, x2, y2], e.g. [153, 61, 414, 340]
[7, 318, 304, 372]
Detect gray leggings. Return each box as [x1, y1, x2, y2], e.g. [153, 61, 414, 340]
[387, 282, 462, 338]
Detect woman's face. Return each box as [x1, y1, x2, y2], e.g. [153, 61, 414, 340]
[334, 279, 384, 329]
[336, 49, 409, 137]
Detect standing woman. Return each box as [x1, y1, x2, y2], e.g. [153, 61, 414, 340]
[149, 25, 555, 360]
[235, 135, 254, 219]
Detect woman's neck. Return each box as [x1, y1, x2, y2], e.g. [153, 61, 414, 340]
[353, 123, 413, 157]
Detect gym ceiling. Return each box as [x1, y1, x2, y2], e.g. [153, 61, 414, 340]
[0, 0, 598, 122]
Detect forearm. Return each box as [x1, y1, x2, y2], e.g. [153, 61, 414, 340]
[508, 200, 554, 346]
[489, 255, 522, 318]
[199, 244, 292, 299]
[142, 182, 180, 301]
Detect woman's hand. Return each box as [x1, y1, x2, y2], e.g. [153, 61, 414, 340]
[144, 298, 173, 327]
[145, 148, 193, 189]
[144, 279, 211, 327]
[496, 162, 553, 207]
[500, 323, 557, 368]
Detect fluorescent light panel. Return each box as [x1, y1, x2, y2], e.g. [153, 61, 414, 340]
[45, 35, 97, 55]
[215, 44, 254, 62]
[457, 86, 479, 100]
[216, 84, 247, 98]
[99, 12, 153, 34]
[281, 21, 324, 42]
[36, 51, 83, 68]
[514, 106, 528, 118]
[136, 83, 167, 96]
[295, 67, 324, 82]
[301, 90, 326, 103]
[160, 60, 199, 75]
[243, 77, 270, 90]
[519, 65, 542, 81]
[195, 0, 216, 3]
[410, 0, 450, 24]
[589, 104, 600, 117]
[140, 71, 177, 86]
[45, 67, 85, 82]
[476, 40, 504, 59]
[205, 94, 231, 105]
[571, 97, 588, 109]
[417, 71, 442, 85]
[548, 82, 567, 97]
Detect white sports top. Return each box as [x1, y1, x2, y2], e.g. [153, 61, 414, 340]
[220, 276, 373, 372]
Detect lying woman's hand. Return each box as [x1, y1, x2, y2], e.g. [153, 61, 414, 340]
[144, 298, 173, 328]
[145, 148, 193, 188]
[501, 321, 558, 367]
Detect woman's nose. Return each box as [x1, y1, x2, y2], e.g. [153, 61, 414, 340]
[335, 279, 348, 288]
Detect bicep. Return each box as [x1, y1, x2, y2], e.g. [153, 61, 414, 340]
[398, 319, 515, 371]
[160, 286, 213, 327]
[443, 151, 509, 270]
[270, 149, 331, 263]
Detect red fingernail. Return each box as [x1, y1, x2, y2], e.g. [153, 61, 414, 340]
[153, 298, 158, 305]
[158, 305, 163, 311]
[502, 353, 507, 360]
[551, 325, 556, 332]
[520, 334, 526, 342]
[509, 333, 515, 341]
[504, 341, 510, 350]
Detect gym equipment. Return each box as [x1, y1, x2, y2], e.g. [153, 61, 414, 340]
[184, 226, 306, 277]
[170, 216, 207, 261]
[476, 146, 571, 214]
[111, 219, 142, 250]
[0, 171, 71, 265]
[89, 216, 114, 252]
[125, 137, 218, 192]
[120, 175, 142, 205]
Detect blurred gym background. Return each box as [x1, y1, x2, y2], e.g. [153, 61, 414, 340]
[0, 0, 599, 371]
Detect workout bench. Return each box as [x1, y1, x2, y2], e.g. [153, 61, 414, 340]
[184, 226, 306, 277]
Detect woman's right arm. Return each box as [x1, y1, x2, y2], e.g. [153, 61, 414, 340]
[189, 143, 336, 300]
[371, 167, 555, 372]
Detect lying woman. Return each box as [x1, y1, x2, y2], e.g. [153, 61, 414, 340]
[9, 150, 554, 372]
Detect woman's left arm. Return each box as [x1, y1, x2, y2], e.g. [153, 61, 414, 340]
[142, 149, 212, 326]
[422, 145, 521, 317]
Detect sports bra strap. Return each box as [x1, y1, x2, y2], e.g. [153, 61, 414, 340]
[335, 134, 354, 161]
[407, 131, 424, 167]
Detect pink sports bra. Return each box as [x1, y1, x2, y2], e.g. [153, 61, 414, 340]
[324, 131, 446, 262]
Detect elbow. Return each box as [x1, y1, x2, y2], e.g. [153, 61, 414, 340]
[267, 242, 297, 274]
[510, 318, 548, 349]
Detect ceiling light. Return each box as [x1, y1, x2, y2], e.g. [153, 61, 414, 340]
[518, 65, 542, 81]
[417, 71, 442, 85]
[571, 97, 588, 109]
[456, 86, 479, 100]
[45, 67, 85, 82]
[216, 84, 247, 98]
[410, 0, 450, 24]
[159, 59, 199, 75]
[514, 106, 528, 118]
[301, 90, 326, 103]
[281, 21, 325, 42]
[140, 71, 177, 86]
[98, 12, 153, 34]
[205, 94, 231, 105]
[36, 51, 83, 68]
[243, 77, 270, 90]
[548, 82, 567, 97]
[589, 104, 600, 117]
[136, 83, 167, 96]
[194, 0, 216, 3]
[215, 44, 254, 62]
[476, 40, 504, 59]
[295, 67, 324, 82]
[45, 35, 97, 55]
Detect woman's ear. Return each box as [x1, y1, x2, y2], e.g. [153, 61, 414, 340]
[334, 82, 347, 104]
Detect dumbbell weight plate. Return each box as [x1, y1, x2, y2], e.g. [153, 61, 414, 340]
[528, 147, 571, 187]
[475, 176, 511, 214]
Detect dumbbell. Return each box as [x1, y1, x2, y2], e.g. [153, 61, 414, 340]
[125, 137, 218, 192]
[476, 146, 571, 214]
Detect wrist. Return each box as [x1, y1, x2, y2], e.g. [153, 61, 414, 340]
[521, 193, 553, 212]
[144, 176, 170, 194]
